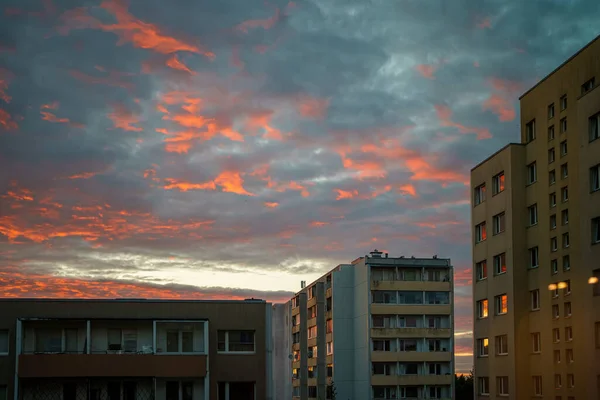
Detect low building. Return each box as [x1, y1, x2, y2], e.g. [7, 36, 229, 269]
[0, 298, 273, 400]
[290, 250, 455, 400]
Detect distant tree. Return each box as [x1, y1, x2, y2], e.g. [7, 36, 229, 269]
[455, 369, 474, 400]
[326, 380, 337, 400]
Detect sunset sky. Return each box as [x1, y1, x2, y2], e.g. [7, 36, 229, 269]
[1, 0, 599, 373]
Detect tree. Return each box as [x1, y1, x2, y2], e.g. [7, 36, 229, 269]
[455, 369, 474, 400]
[326, 380, 337, 400]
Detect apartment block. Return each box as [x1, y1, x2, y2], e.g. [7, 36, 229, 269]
[290, 250, 455, 400]
[471, 34, 600, 400]
[0, 298, 273, 400]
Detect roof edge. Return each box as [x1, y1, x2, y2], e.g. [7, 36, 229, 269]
[471, 142, 524, 172]
[519, 33, 600, 100]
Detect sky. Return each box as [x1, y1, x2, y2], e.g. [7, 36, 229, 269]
[1, 0, 599, 374]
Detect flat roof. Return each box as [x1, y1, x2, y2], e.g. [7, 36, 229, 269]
[519, 33, 600, 100]
[0, 298, 267, 304]
[470, 142, 524, 172]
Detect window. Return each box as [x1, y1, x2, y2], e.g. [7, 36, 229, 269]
[593, 217, 600, 244]
[531, 332, 541, 353]
[217, 330, 255, 352]
[553, 328, 560, 343]
[561, 186, 568, 202]
[560, 118, 567, 134]
[560, 94, 567, 110]
[548, 148, 555, 164]
[479, 377, 489, 395]
[477, 299, 489, 318]
[565, 280, 571, 295]
[123, 330, 137, 353]
[36, 329, 63, 353]
[477, 338, 489, 357]
[551, 259, 558, 274]
[528, 204, 538, 226]
[591, 164, 600, 192]
[165, 328, 196, 353]
[0, 330, 8, 354]
[327, 364, 333, 378]
[308, 386, 317, 398]
[582, 77, 595, 94]
[551, 237, 558, 252]
[555, 374, 562, 389]
[567, 374, 574, 388]
[533, 376, 543, 396]
[549, 170, 556, 185]
[495, 335, 508, 355]
[326, 319, 333, 334]
[493, 213, 505, 234]
[552, 304, 559, 319]
[550, 214, 557, 230]
[560, 140, 567, 156]
[564, 302, 572, 317]
[527, 162, 537, 184]
[530, 290, 540, 310]
[399, 339, 417, 352]
[566, 349, 573, 363]
[590, 111, 600, 142]
[497, 376, 509, 396]
[493, 253, 506, 275]
[526, 119, 536, 142]
[327, 341, 333, 355]
[308, 326, 317, 339]
[563, 255, 570, 271]
[475, 222, 487, 243]
[492, 172, 505, 194]
[476, 260, 487, 281]
[474, 184, 486, 205]
[373, 339, 391, 351]
[495, 294, 508, 315]
[308, 306, 316, 318]
[554, 349, 561, 364]
[548, 103, 555, 119]
[552, 285, 559, 298]
[565, 326, 572, 341]
[562, 233, 570, 248]
[548, 125, 555, 140]
[559, 165, 568, 181]
[529, 247, 539, 268]
[107, 329, 122, 350]
[550, 192, 556, 207]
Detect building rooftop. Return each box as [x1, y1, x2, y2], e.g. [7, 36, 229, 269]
[0, 298, 267, 303]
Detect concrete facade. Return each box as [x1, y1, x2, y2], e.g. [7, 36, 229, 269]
[471, 34, 600, 400]
[0, 299, 273, 400]
[272, 303, 292, 400]
[290, 251, 455, 400]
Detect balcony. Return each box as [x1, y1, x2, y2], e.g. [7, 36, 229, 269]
[372, 280, 451, 291]
[371, 327, 452, 339]
[371, 304, 451, 315]
[371, 374, 452, 386]
[371, 351, 452, 362]
[18, 319, 208, 378]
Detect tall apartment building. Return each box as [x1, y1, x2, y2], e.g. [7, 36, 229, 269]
[289, 250, 455, 400]
[470, 35, 600, 400]
[0, 298, 274, 400]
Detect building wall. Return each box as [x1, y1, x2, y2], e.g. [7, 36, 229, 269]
[0, 299, 270, 400]
[331, 265, 355, 400]
[272, 303, 292, 400]
[352, 260, 370, 399]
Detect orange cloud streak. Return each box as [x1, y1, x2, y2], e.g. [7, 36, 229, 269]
[310, 221, 330, 227]
[0, 108, 18, 130]
[163, 171, 254, 196]
[434, 104, 491, 139]
[415, 64, 436, 79]
[335, 189, 358, 200]
[166, 54, 196, 75]
[235, 8, 280, 33]
[108, 104, 142, 131]
[0, 67, 13, 103]
[263, 202, 279, 208]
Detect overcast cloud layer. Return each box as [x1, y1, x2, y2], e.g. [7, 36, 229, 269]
[1, 0, 599, 372]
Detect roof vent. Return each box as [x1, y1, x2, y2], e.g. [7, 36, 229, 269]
[370, 249, 383, 258]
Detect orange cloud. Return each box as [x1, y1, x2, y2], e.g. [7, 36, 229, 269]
[163, 171, 254, 196]
[434, 104, 491, 139]
[41, 101, 59, 110]
[482, 94, 515, 122]
[67, 171, 101, 180]
[2, 188, 34, 202]
[107, 104, 142, 131]
[415, 64, 436, 79]
[310, 221, 330, 227]
[0, 108, 18, 130]
[163, 178, 217, 192]
[0, 270, 292, 302]
[295, 94, 330, 119]
[245, 110, 284, 140]
[40, 111, 70, 124]
[166, 54, 196, 75]
[398, 184, 417, 197]
[335, 189, 358, 200]
[454, 268, 473, 287]
[235, 8, 280, 33]
[263, 202, 279, 208]
[0, 67, 13, 103]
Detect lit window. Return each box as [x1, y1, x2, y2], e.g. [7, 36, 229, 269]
[492, 172, 505, 195]
[476, 260, 487, 281]
[475, 222, 487, 243]
[308, 326, 317, 339]
[474, 184, 486, 205]
[477, 338, 489, 357]
[493, 253, 507, 275]
[477, 299, 489, 319]
[495, 294, 508, 315]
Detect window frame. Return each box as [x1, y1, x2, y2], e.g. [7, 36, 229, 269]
[477, 338, 489, 357]
[527, 162, 537, 185]
[476, 260, 488, 281]
[217, 330, 256, 354]
[526, 119, 536, 142]
[495, 294, 508, 315]
[531, 332, 541, 353]
[529, 247, 539, 269]
[530, 289, 540, 311]
[496, 376, 509, 396]
[591, 164, 600, 192]
[590, 111, 600, 142]
[493, 253, 507, 275]
[474, 183, 486, 205]
[528, 204, 538, 226]
[0, 330, 8, 355]
[475, 222, 487, 243]
[593, 216, 600, 244]
[477, 299, 489, 319]
[492, 172, 505, 195]
[493, 212, 506, 235]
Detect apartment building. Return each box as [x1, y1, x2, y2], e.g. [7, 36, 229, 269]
[290, 250, 455, 400]
[470, 34, 600, 400]
[0, 298, 273, 400]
